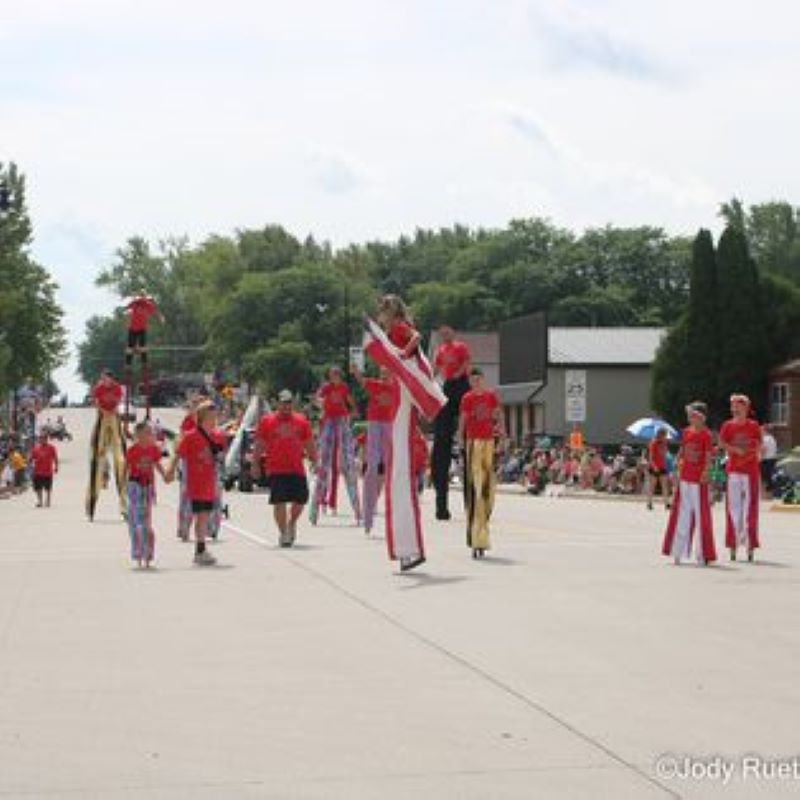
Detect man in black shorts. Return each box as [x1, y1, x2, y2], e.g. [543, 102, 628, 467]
[253, 390, 317, 547]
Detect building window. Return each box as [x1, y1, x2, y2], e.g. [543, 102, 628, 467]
[770, 383, 789, 425]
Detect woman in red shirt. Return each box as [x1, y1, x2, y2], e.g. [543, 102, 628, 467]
[661, 401, 716, 566]
[310, 367, 361, 525]
[720, 393, 762, 561]
[646, 428, 672, 511]
[125, 421, 167, 568]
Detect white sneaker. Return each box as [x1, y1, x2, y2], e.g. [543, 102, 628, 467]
[194, 549, 217, 566]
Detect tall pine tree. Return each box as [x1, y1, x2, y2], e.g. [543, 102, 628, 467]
[715, 225, 769, 418]
[685, 229, 720, 415]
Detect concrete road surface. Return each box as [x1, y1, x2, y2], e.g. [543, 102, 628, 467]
[1, 408, 798, 799]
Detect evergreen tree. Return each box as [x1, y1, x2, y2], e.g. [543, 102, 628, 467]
[715, 225, 769, 418]
[685, 229, 720, 413]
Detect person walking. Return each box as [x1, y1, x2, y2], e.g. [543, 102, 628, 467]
[30, 432, 58, 508]
[646, 428, 672, 511]
[458, 368, 502, 559]
[253, 390, 317, 547]
[431, 325, 471, 520]
[760, 424, 778, 498]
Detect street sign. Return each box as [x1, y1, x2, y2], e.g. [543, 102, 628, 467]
[349, 346, 365, 373]
[565, 370, 587, 423]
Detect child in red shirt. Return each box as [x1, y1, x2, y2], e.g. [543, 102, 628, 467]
[30, 432, 58, 508]
[169, 402, 227, 566]
[125, 421, 166, 568]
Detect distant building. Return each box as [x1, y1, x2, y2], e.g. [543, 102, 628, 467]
[768, 359, 800, 449]
[429, 327, 666, 446]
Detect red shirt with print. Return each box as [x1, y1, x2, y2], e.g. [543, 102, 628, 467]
[388, 321, 417, 351]
[319, 382, 351, 419]
[176, 428, 225, 501]
[461, 389, 499, 440]
[257, 412, 312, 476]
[435, 340, 470, 381]
[126, 443, 162, 485]
[679, 427, 712, 483]
[127, 297, 158, 332]
[720, 418, 761, 475]
[31, 443, 58, 477]
[364, 378, 397, 422]
[93, 380, 122, 413]
[648, 439, 668, 472]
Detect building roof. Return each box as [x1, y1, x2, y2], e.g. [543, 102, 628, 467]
[548, 327, 665, 365]
[770, 358, 800, 376]
[429, 327, 665, 369]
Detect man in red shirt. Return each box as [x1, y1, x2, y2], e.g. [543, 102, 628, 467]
[720, 394, 762, 561]
[30, 431, 58, 508]
[124, 294, 164, 368]
[253, 390, 317, 547]
[432, 325, 471, 520]
[646, 428, 672, 511]
[662, 401, 716, 565]
[458, 368, 502, 558]
[311, 367, 361, 524]
[86, 369, 127, 521]
[352, 365, 397, 534]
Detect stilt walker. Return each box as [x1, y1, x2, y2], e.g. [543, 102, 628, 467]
[86, 369, 127, 521]
[351, 365, 395, 534]
[720, 394, 762, 561]
[458, 368, 502, 558]
[309, 367, 361, 525]
[662, 402, 716, 565]
[123, 294, 164, 422]
[365, 296, 446, 571]
[174, 397, 200, 540]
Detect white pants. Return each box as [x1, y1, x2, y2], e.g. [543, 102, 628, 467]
[727, 473, 751, 547]
[673, 481, 702, 562]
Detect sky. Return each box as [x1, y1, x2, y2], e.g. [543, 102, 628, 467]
[3, 0, 799, 398]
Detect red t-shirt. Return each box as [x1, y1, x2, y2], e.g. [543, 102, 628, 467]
[126, 443, 162, 485]
[176, 428, 225, 501]
[720, 418, 762, 474]
[93, 380, 122, 413]
[648, 439, 668, 472]
[461, 389, 499, 440]
[180, 414, 196, 434]
[679, 427, 712, 483]
[256, 412, 312, 476]
[30, 443, 58, 477]
[435, 340, 470, 381]
[319, 382, 351, 419]
[364, 378, 397, 422]
[127, 297, 158, 332]
[388, 321, 417, 350]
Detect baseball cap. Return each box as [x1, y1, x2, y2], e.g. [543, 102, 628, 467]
[277, 389, 293, 403]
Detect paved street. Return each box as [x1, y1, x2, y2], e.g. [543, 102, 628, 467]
[1, 408, 799, 799]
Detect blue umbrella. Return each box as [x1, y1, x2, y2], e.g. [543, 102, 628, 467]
[626, 417, 679, 441]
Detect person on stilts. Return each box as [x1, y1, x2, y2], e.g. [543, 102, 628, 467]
[364, 296, 446, 572]
[661, 402, 716, 566]
[431, 325, 471, 521]
[720, 394, 762, 562]
[351, 364, 395, 535]
[86, 369, 127, 521]
[123, 294, 164, 421]
[309, 366, 361, 525]
[459, 367, 502, 559]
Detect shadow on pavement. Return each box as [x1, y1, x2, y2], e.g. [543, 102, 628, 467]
[397, 573, 470, 590]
